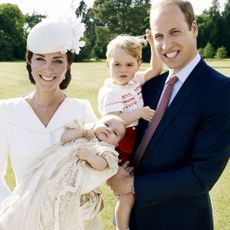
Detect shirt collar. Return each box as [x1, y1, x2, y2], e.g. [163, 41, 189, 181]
[166, 52, 201, 84]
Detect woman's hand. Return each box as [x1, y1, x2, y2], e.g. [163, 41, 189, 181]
[75, 146, 93, 161]
[61, 129, 84, 144]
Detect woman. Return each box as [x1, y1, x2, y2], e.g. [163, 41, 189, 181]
[0, 5, 103, 230]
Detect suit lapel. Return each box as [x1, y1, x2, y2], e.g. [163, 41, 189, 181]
[143, 74, 167, 109]
[138, 73, 168, 136]
[145, 59, 207, 154]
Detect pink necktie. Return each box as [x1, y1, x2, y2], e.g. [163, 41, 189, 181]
[133, 76, 178, 168]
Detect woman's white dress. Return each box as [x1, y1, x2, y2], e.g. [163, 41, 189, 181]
[0, 97, 105, 229]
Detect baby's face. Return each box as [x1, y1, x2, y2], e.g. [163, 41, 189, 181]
[94, 116, 126, 146]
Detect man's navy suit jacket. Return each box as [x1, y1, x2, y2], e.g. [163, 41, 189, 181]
[130, 59, 230, 230]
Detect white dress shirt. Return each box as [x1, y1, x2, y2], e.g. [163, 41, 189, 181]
[159, 52, 201, 106]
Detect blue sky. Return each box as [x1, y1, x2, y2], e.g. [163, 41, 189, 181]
[0, 0, 227, 15]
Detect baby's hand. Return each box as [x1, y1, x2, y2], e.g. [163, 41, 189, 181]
[75, 147, 92, 161]
[61, 129, 83, 145]
[83, 129, 94, 139]
[141, 106, 155, 121]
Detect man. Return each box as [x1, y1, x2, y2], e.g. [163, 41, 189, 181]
[107, 1, 230, 229]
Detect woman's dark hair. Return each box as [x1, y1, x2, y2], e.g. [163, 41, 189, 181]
[25, 50, 74, 90]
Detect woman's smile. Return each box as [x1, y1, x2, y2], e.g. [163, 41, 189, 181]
[40, 75, 56, 81]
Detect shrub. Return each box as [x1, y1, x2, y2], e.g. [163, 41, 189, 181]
[215, 46, 228, 59]
[198, 47, 205, 58]
[203, 42, 215, 58]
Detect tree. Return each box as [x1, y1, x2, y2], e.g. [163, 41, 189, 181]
[24, 13, 45, 34]
[93, 0, 150, 34]
[91, 0, 151, 59]
[197, 0, 223, 52]
[0, 4, 25, 60]
[75, 1, 98, 60]
[0, 30, 13, 61]
[93, 26, 111, 59]
[196, 14, 211, 49]
[196, 0, 230, 57]
[222, 0, 230, 56]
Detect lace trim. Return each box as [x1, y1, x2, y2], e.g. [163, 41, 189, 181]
[41, 156, 84, 230]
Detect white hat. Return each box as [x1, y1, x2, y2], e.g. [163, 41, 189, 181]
[27, 2, 85, 54]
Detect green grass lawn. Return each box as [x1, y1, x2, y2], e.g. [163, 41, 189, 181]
[0, 59, 230, 229]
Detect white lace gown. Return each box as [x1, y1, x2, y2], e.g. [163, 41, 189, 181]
[0, 97, 102, 230]
[0, 135, 118, 230]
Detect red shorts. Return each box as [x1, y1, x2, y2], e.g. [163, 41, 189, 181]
[116, 126, 137, 165]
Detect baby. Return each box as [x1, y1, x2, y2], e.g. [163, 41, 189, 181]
[0, 115, 125, 230]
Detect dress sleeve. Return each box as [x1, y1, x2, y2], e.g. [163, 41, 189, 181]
[0, 100, 11, 203]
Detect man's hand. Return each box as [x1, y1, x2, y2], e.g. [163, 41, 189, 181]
[107, 161, 134, 196]
[146, 28, 154, 46]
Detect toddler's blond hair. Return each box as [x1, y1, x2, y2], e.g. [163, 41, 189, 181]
[106, 35, 146, 66]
